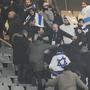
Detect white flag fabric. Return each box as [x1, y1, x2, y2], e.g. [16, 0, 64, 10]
[49, 53, 71, 78]
[49, 53, 71, 71]
[35, 13, 44, 28]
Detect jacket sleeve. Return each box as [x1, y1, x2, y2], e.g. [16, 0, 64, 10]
[49, 56, 56, 70]
[61, 30, 73, 39]
[46, 78, 58, 86]
[75, 73, 89, 90]
[44, 43, 58, 50]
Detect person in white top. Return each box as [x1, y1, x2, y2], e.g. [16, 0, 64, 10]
[78, 0, 90, 26]
[79, 0, 90, 19]
[49, 48, 71, 78]
[60, 17, 77, 44]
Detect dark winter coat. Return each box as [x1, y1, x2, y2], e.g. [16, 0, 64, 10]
[29, 40, 57, 71]
[12, 33, 30, 65]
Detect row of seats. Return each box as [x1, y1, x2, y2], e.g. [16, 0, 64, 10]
[0, 45, 13, 76]
[0, 85, 37, 90]
[0, 67, 54, 90]
[0, 76, 36, 90]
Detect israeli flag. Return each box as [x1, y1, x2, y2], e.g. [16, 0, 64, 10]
[35, 13, 44, 27]
[49, 53, 71, 78]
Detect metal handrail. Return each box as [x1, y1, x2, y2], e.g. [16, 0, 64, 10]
[0, 38, 12, 47]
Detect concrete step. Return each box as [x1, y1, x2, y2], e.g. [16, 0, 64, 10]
[0, 77, 13, 86]
[26, 86, 37, 90]
[0, 85, 9, 90]
[11, 85, 25, 90]
[45, 87, 54, 90]
[9, 75, 18, 85]
[2, 68, 15, 77]
[0, 83, 54, 90]
[0, 56, 12, 63]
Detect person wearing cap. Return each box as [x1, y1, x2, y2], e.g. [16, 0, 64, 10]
[46, 63, 89, 90]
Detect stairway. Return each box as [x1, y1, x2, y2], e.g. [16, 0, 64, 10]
[0, 45, 54, 90]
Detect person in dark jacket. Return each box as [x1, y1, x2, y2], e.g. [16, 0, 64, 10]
[70, 19, 87, 61]
[23, 8, 36, 41]
[72, 19, 87, 52]
[72, 19, 87, 54]
[0, 7, 4, 47]
[5, 10, 22, 42]
[0, 7, 4, 39]
[48, 23, 75, 46]
[28, 29, 58, 90]
[22, 0, 32, 20]
[12, 30, 31, 84]
[8, 0, 23, 16]
[1, 0, 10, 25]
[86, 29, 90, 50]
[53, 9, 63, 26]
[41, 23, 76, 75]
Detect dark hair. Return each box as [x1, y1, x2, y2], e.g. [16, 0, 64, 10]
[63, 16, 70, 25]
[63, 16, 68, 19]
[37, 36, 43, 41]
[43, 8, 48, 12]
[56, 47, 63, 53]
[29, 8, 36, 14]
[29, 8, 35, 11]
[78, 19, 84, 23]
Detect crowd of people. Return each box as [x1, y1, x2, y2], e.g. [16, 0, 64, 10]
[0, 0, 90, 90]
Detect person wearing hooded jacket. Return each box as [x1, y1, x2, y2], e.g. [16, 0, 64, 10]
[46, 64, 89, 90]
[28, 27, 59, 90]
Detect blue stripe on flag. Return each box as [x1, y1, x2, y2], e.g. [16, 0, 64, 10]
[84, 17, 90, 23]
[38, 14, 42, 26]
